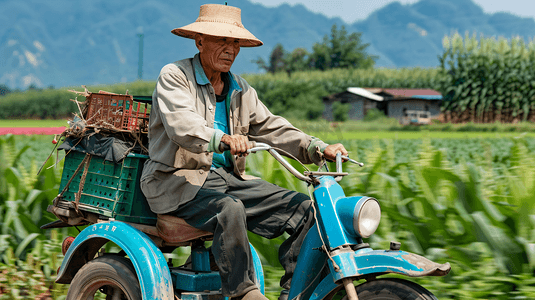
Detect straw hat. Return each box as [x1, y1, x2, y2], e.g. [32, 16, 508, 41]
[172, 4, 263, 47]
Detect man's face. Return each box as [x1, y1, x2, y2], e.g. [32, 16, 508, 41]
[197, 35, 240, 73]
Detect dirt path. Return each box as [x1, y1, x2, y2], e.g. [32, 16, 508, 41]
[0, 127, 65, 135]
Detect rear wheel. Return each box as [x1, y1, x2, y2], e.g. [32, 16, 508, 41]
[66, 255, 141, 300]
[331, 278, 437, 300]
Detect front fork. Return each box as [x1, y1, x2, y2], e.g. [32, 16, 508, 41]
[342, 278, 359, 300]
[329, 245, 360, 300]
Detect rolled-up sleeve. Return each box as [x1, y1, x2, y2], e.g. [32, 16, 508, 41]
[247, 87, 328, 165]
[155, 71, 216, 153]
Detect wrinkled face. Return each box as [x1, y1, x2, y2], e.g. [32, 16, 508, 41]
[196, 34, 240, 73]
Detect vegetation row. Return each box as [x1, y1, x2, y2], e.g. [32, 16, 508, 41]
[0, 66, 440, 121]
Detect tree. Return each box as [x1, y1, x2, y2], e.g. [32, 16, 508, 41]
[284, 48, 310, 76]
[310, 24, 377, 71]
[28, 84, 41, 91]
[254, 45, 311, 76]
[0, 84, 11, 96]
[253, 43, 287, 74]
[254, 25, 377, 75]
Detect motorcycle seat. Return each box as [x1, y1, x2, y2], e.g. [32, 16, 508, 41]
[156, 214, 213, 244]
[124, 214, 213, 246]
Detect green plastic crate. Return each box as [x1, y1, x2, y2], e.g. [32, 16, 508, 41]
[59, 150, 157, 225]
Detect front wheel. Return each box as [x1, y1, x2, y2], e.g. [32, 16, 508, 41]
[335, 278, 437, 300]
[66, 255, 142, 300]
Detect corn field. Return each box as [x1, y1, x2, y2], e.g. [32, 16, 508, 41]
[439, 33, 535, 123]
[4, 133, 535, 299]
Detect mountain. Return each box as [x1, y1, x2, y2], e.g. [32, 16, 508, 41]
[350, 0, 535, 67]
[1, 0, 535, 89]
[0, 0, 341, 89]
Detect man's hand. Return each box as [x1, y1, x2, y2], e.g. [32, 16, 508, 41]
[323, 143, 349, 162]
[220, 134, 254, 156]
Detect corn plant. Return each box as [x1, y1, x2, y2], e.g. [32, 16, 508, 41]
[439, 33, 535, 123]
[0, 230, 70, 299]
[0, 135, 63, 261]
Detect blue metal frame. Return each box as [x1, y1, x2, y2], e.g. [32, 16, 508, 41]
[173, 243, 264, 294]
[308, 274, 338, 300]
[288, 224, 327, 300]
[191, 245, 211, 272]
[250, 243, 265, 294]
[172, 269, 221, 292]
[57, 221, 174, 300]
[289, 224, 449, 300]
[312, 176, 363, 248]
[287, 175, 450, 300]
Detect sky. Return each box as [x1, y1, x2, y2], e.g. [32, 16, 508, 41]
[250, 0, 535, 24]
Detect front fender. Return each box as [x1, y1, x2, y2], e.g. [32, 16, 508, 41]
[56, 221, 174, 300]
[328, 248, 451, 283]
[309, 249, 450, 300]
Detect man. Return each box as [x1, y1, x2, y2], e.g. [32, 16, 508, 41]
[140, 4, 348, 300]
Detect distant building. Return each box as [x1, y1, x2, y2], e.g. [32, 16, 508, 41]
[322, 88, 442, 122]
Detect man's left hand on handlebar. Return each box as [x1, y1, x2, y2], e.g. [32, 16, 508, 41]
[323, 143, 349, 162]
[220, 134, 254, 156]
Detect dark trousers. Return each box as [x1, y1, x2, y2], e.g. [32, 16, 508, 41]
[169, 167, 314, 297]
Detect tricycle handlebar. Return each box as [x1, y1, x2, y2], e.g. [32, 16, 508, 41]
[219, 141, 363, 183]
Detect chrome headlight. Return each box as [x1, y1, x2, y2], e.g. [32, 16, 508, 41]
[354, 198, 381, 238]
[336, 197, 381, 238]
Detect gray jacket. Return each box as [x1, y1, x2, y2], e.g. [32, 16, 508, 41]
[140, 54, 328, 214]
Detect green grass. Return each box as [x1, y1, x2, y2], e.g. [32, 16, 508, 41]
[312, 130, 535, 141]
[0, 119, 68, 127]
[289, 119, 535, 141]
[3, 119, 535, 141]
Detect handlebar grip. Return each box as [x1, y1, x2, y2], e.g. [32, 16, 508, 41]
[219, 141, 257, 153]
[219, 142, 231, 152]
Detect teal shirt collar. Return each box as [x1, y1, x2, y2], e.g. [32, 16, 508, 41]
[192, 53, 242, 92]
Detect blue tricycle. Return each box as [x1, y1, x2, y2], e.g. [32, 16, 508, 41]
[46, 142, 450, 300]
